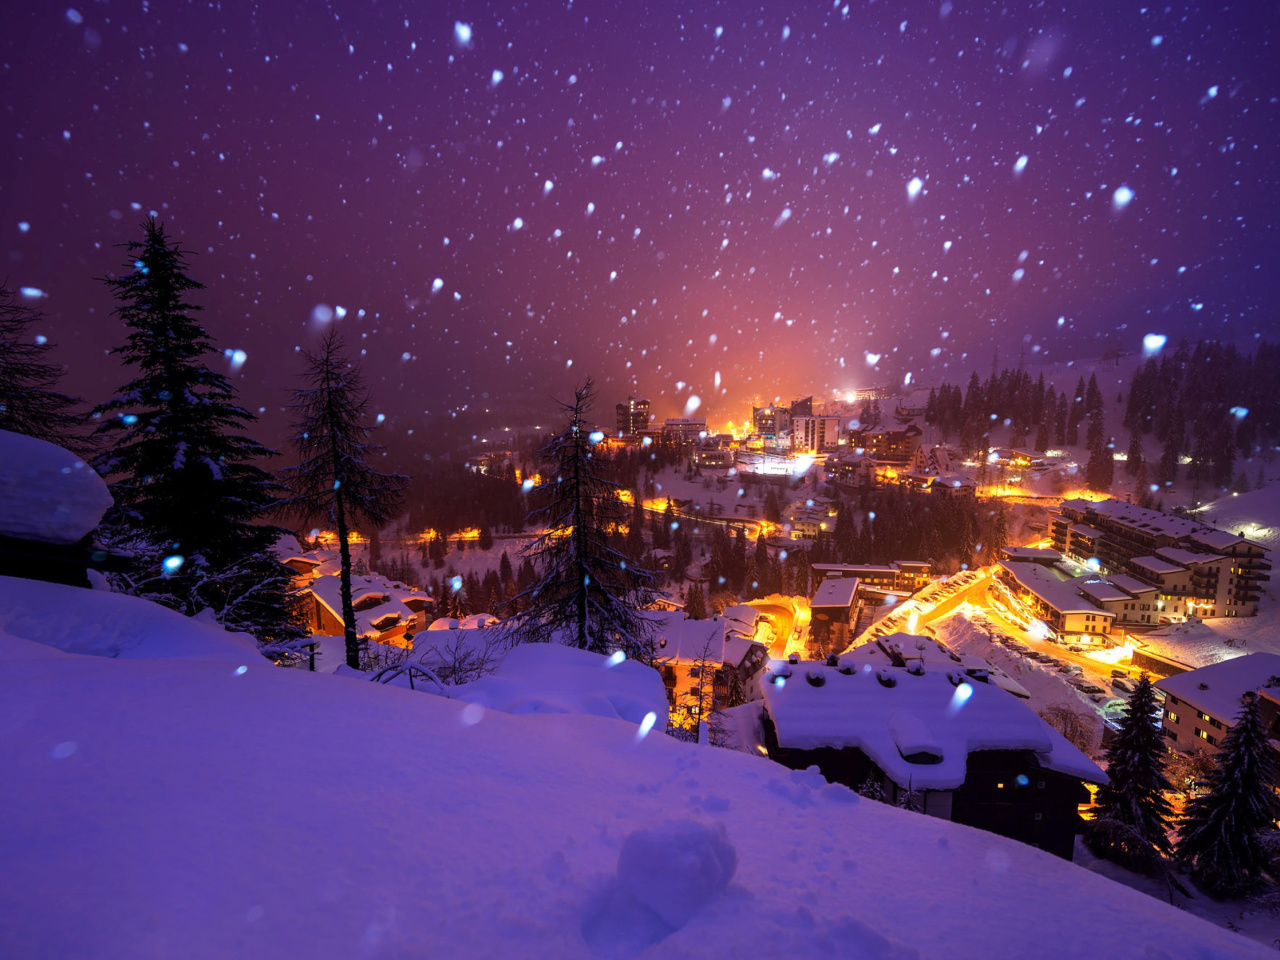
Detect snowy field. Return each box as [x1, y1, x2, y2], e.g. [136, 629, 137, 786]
[1, 576, 1271, 959]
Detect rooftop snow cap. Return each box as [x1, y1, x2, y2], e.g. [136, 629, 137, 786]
[0, 430, 112, 545]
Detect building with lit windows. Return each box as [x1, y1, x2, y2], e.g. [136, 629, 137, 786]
[1155, 653, 1280, 755]
[1050, 498, 1270, 619]
[615, 396, 650, 438]
[791, 415, 841, 454]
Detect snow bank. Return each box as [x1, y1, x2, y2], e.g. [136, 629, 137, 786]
[0, 575, 260, 662]
[0, 429, 112, 544]
[0, 633, 1270, 957]
[451, 642, 669, 727]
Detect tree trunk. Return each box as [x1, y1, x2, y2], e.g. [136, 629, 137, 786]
[335, 488, 360, 669]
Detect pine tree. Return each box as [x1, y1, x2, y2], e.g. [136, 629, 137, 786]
[281, 328, 406, 668]
[509, 379, 656, 658]
[92, 220, 303, 646]
[653, 500, 674, 551]
[1176, 692, 1280, 899]
[1086, 675, 1175, 871]
[625, 497, 646, 560]
[684, 581, 708, 619]
[0, 286, 85, 447]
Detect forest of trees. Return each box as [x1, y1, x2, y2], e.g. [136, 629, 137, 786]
[924, 339, 1274, 498]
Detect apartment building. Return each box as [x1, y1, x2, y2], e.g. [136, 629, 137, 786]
[1050, 498, 1270, 619]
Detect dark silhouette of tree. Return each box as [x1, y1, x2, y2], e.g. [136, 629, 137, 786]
[281, 328, 406, 668]
[1086, 675, 1175, 872]
[0, 285, 85, 447]
[92, 220, 303, 646]
[1176, 692, 1280, 899]
[509, 379, 655, 658]
[684, 582, 708, 620]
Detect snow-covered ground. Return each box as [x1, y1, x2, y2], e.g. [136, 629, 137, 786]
[1137, 596, 1280, 670]
[0, 575, 260, 662]
[2, 593, 1273, 958]
[930, 606, 1105, 745]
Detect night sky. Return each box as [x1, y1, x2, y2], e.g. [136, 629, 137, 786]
[3, 2, 1278, 444]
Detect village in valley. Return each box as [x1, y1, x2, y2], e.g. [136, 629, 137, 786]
[245, 350, 1280, 940]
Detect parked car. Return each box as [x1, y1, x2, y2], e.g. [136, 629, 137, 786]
[1067, 645, 1086, 653]
[1112, 678, 1136, 695]
[1100, 698, 1128, 720]
[1077, 683, 1106, 696]
[1110, 668, 1129, 679]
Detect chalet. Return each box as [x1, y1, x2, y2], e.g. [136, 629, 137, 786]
[304, 571, 435, 647]
[1155, 653, 1280, 755]
[649, 611, 770, 724]
[749, 662, 1106, 859]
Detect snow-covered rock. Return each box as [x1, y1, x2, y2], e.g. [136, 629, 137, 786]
[617, 820, 737, 928]
[0, 429, 111, 544]
[0, 575, 260, 662]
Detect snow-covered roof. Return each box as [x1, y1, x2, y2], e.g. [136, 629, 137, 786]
[1075, 578, 1131, 604]
[451, 642, 668, 727]
[307, 572, 429, 637]
[648, 612, 764, 668]
[998, 560, 1113, 618]
[1003, 547, 1061, 562]
[1069, 523, 1105, 541]
[1155, 546, 1223, 567]
[1060, 498, 1205, 540]
[1187, 529, 1252, 552]
[0, 429, 112, 545]
[760, 662, 1106, 790]
[1106, 573, 1159, 596]
[1155, 652, 1280, 723]
[1131, 554, 1185, 577]
[811, 577, 857, 609]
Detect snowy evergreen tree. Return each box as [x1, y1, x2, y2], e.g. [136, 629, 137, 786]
[0, 286, 85, 448]
[509, 379, 656, 658]
[684, 581, 708, 620]
[1176, 693, 1280, 899]
[1086, 675, 1175, 871]
[92, 220, 303, 646]
[281, 328, 406, 668]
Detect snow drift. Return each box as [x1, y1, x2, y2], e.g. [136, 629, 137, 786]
[0, 620, 1267, 959]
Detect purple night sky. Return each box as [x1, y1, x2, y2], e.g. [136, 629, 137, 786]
[3, 3, 1277, 443]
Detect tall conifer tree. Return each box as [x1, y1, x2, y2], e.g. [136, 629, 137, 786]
[92, 220, 303, 646]
[510, 379, 655, 658]
[1176, 693, 1280, 899]
[0, 286, 85, 447]
[1086, 675, 1175, 870]
[281, 329, 406, 668]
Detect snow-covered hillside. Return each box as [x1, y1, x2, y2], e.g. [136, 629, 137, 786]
[1195, 485, 1280, 552]
[1, 609, 1268, 958]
